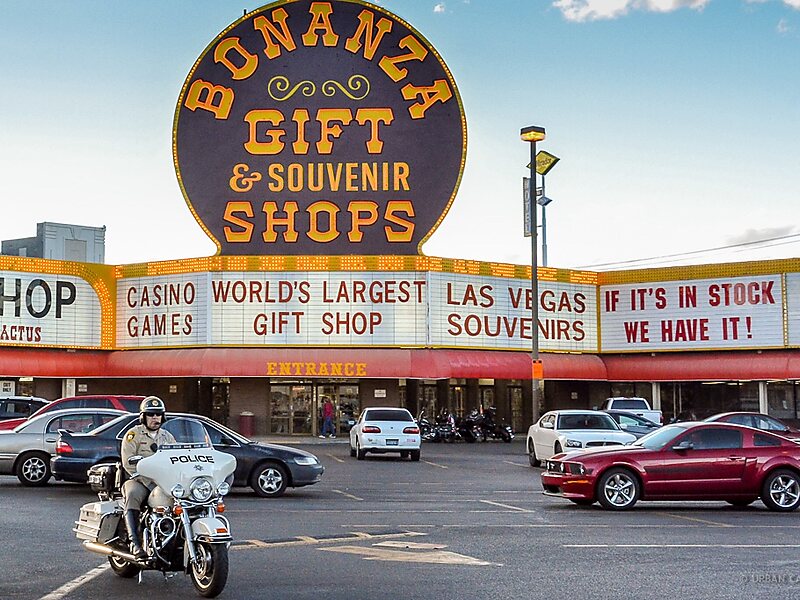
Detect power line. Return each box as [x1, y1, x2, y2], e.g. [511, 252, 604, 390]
[574, 232, 800, 270]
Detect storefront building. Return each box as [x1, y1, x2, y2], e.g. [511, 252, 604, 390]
[3, 2, 800, 435]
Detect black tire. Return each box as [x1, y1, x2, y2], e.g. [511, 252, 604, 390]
[400, 451, 409, 458]
[356, 440, 366, 460]
[250, 462, 289, 498]
[553, 442, 562, 455]
[16, 452, 51, 486]
[528, 440, 541, 468]
[569, 498, 596, 506]
[190, 542, 229, 598]
[501, 431, 512, 443]
[597, 468, 640, 510]
[349, 444, 356, 457]
[108, 555, 140, 578]
[761, 469, 800, 512]
[410, 449, 421, 462]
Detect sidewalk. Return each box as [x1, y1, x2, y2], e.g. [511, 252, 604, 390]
[251, 434, 349, 445]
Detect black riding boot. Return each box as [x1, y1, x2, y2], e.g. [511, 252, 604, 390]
[124, 509, 146, 560]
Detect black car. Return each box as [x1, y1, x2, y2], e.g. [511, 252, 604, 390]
[51, 412, 324, 497]
[0, 396, 49, 421]
[602, 409, 661, 439]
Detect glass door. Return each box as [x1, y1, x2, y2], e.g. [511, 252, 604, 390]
[270, 383, 312, 434]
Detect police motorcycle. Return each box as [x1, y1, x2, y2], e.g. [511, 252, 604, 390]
[74, 417, 237, 598]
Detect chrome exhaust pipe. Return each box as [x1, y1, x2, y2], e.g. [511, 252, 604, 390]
[83, 540, 139, 563]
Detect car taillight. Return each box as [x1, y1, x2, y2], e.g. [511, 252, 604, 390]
[362, 425, 381, 433]
[56, 440, 73, 455]
[403, 426, 420, 434]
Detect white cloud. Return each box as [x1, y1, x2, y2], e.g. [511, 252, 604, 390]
[434, 2, 446, 13]
[777, 17, 792, 32]
[553, 0, 710, 22]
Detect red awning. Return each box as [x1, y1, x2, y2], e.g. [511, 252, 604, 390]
[602, 350, 797, 382]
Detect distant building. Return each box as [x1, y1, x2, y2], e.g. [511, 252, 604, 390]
[1, 222, 106, 263]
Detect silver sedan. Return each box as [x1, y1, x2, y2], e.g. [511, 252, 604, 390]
[0, 407, 125, 486]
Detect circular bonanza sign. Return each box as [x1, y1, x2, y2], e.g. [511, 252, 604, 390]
[174, 0, 466, 256]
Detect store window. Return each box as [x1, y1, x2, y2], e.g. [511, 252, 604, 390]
[768, 382, 796, 420]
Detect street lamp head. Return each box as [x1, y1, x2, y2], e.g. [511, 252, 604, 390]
[537, 195, 554, 207]
[520, 125, 546, 143]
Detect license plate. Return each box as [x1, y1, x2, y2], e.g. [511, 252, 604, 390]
[386, 439, 399, 446]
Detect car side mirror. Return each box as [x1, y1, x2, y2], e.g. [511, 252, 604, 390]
[541, 421, 554, 429]
[672, 440, 693, 452]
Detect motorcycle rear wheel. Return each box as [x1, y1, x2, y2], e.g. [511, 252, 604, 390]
[108, 555, 140, 578]
[190, 542, 229, 598]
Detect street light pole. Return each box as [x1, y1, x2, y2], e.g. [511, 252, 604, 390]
[541, 174, 548, 267]
[520, 125, 545, 424]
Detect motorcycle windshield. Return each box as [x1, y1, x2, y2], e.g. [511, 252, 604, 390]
[159, 417, 213, 450]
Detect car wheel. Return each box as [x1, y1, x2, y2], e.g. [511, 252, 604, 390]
[554, 442, 562, 455]
[250, 462, 289, 498]
[597, 468, 640, 510]
[356, 440, 366, 460]
[400, 451, 409, 459]
[410, 449, 421, 462]
[761, 469, 800, 512]
[569, 498, 595, 506]
[16, 452, 51, 486]
[349, 443, 356, 457]
[528, 440, 540, 468]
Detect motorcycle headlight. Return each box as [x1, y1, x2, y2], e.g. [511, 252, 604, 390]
[294, 456, 318, 466]
[171, 484, 187, 499]
[217, 482, 231, 496]
[190, 477, 214, 502]
[565, 439, 583, 448]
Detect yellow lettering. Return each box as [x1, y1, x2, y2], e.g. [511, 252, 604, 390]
[292, 108, 311, 154]
[378, 35, 428, 82]
[355, 107, 393, 153]
[318, 363, 329, 376]
[344, 9, 393, 60]
[184, 80, 234, 119]
[267, 362, 277, 376]
[253, 8, 297, 59]
[344, 363, 355, 376]
[214, 37, 259, 80]
[307, 201, 340, 243]
[384, 200, 415, 242]
[331, 363, 343, 376]
[402, 79, 453, 119]
[305, 362, 318, 375]
[267, 163, 285, 192]
[223, 201, 255, 242]
[394, 162, 410, 191]
[262, 201, 299, 243]
[316, 108, 353, 154]
[279, 362, 291, 375]
[356, 363, 367, 376]
[302, 2, 339, 47]
[348, 201, 379, 242]
[244, 109, 285, 154]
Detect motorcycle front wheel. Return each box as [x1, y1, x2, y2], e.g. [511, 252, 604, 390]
[190, 542, 229, 598]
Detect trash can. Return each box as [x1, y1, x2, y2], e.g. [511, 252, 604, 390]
[239, 411, 254, 438]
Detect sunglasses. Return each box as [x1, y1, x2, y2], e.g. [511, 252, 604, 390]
[144, 412, 163, 418]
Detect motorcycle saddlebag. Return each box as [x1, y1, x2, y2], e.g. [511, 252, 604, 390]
[88, 463, 118, 494]
[74, 500, 121, 542]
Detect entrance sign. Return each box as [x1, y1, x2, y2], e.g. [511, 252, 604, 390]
[174, 0, 467, 256]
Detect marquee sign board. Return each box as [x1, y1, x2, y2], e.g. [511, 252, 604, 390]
[174, 0, 466, 256]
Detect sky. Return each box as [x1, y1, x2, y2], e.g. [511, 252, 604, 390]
[1, 0, 799, 271]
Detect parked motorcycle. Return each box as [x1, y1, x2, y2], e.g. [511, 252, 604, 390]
[434, 410, 457, 443]
[479, 407, 514, 442]
[456, 410, 483, 443]
[416, 410, 438, 442]
[74, 417, 237, 598]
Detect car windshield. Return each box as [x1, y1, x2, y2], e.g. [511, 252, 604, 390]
[160, 417, 212, 449]
[633, 425, 686, 449]
[558, 413, 619, 430]
[365, 409, 413, 422]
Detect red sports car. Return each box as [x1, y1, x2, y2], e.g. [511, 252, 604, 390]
[541, 422, 800, 511]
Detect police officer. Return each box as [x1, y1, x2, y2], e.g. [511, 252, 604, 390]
[120, 396, 175, 559]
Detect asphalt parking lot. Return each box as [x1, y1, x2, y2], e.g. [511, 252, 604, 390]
[2, 439, 800, 600]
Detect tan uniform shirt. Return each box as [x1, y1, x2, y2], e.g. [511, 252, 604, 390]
[121, 423, 176, 478]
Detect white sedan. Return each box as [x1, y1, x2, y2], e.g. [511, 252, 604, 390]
[526, 410, 636, 467]
[350, 407, 421, 461]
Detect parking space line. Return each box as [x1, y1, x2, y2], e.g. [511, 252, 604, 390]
[502, 460, 530, 468]
[421, 459, 448, 469]
[324, 453, 345, 463]
[479, 500, 531, 512]
[332, 489, 364, 501]
[233, 530, 426, 550]
[39, 563, 108, 600]
[565, 544, 800, 548]
[654, 512, 735, 527]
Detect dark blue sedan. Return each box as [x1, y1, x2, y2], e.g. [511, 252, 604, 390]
[51, 412, 324, 497]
